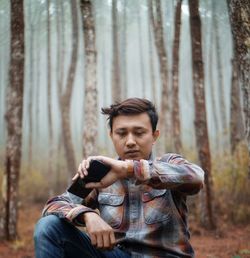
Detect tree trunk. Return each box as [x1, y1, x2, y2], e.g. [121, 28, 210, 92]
[207, 3, 221, 155]
[149, 0, 171, 154]
[121, 0, 128, 98]
[208, 17, 220, 148]
[137, 1, 146, 96]
[55, 1, 65, 192]
[80, 0, 98, 158]
[27, 0, 34, 172]
[0, 43, 6, 143]
[56, 133, 63, 193]
[230, 59, 245, 153]
[188, 0, 216, 229]
[227, 0, 250, 176]
[171, 0, 182, 153]
[100, 16, 111, 154]
[59, 0, 78, 175]
[147, 0, 157, 104]
[213, 1, 227, 134]
[112, 0, 122, 102]
[60, 98, 77, 175]
[35, 9, 41, 151]
[0, 5, 10, 145]
[56, 0, 65, 96]
[0, 0, 25, 240]
[47, 0, 53, 177]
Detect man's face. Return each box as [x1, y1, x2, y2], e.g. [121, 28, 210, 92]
[110, 113, 159, 160]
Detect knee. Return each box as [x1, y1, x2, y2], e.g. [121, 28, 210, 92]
[34, 215, 63, 241]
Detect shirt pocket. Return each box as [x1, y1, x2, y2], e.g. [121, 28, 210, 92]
[142, 189, 174, 224]
[98, 193, 125, 228]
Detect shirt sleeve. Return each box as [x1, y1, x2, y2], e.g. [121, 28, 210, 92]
[42, 190, 99, 226]
[133, 153, 204, 195]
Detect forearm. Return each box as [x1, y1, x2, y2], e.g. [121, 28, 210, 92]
[133, 154, 204, 194]
[42, 192, 98, 226]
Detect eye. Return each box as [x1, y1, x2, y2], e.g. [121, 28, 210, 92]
[135, 131, 145, 137]
[116, 131, 126, 138]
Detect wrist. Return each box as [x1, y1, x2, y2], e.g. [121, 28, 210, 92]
[125, 160, 134, 177]
[82, 211, 100, 223]
[82, 212, 91, 223]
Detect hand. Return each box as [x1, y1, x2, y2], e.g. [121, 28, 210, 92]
[83, 212, 116, 250]
[73, 156, 129, 188]
[72, 158, 91, 181]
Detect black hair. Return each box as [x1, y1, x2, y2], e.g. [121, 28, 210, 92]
[101, 98, 158, 132]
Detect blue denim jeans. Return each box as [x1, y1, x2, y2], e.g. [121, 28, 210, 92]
[34, 215, 131, 258]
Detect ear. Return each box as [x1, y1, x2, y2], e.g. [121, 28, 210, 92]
[153, 130, 159, 144]
[109, 130, 113, 139]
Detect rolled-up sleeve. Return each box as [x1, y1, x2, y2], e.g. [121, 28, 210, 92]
[134, 153, 204, 195]
[42, 191, 98, 226]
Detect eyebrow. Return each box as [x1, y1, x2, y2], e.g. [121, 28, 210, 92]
[114, 127, 147, 131]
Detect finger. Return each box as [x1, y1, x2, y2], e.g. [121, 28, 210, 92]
[109, 231, 116, 249]
[110, 231, 115, 246]
[102, 231, 111, 249]
[81, 160, 88, 177]
[85, 182, 102, 189]
[95, 156, 112, 166]
[96, 234, 103, 249]
[72, 173, 79, 181]
[89, 234, 97, 247]
[73, 164, 82, 180]
[78, 163, 81, 172]
[98, 228, 115, 251]
[77, 162, 85, 178]
[85, 156, 96, 174]
[86, 156, 100, 169]
[85, 158, 91, 170]
[88, 156, 110, 166]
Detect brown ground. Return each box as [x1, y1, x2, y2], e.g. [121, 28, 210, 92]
[0, 203, 249, 258]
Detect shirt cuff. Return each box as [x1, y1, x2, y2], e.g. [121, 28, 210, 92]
[134, 159, 150, 182]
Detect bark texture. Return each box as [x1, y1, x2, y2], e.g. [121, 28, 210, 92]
[172, 0, 182, 153]
[0, 0, 25, 240]
[35, 10, 41, 147]
[55, 1, 65, 191]
[112, 0, 122, 102]
[80, 0, 98, 158]
[230, 59, 245, 154]
[227, 0, 250, 174]
[28, 0, 34, 171]
[213, 1, 227, 132]
[137, 1, 146, 96]
[147, 0, 157, 104]
[188, 0, 215, 229]
[208, 16, 219, 139]
[59, 0, 78, 175]
[47, 0, 53, 176]
[149, 0, 171, 153]
[121, 0, 128, 98]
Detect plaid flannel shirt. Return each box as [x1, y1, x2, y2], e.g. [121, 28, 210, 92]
[42, 153, 204, 258]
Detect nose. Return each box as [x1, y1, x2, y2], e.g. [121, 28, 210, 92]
[126, 133, 136, 147]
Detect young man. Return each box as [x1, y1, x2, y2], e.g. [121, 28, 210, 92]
[34, 98, 204, 258]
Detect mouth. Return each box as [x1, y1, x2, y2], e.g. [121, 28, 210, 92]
[124, 150, 140, 159]
[125, 150, 139, 154]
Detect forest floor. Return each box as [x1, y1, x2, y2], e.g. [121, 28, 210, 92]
[0, 203, 249, 258]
